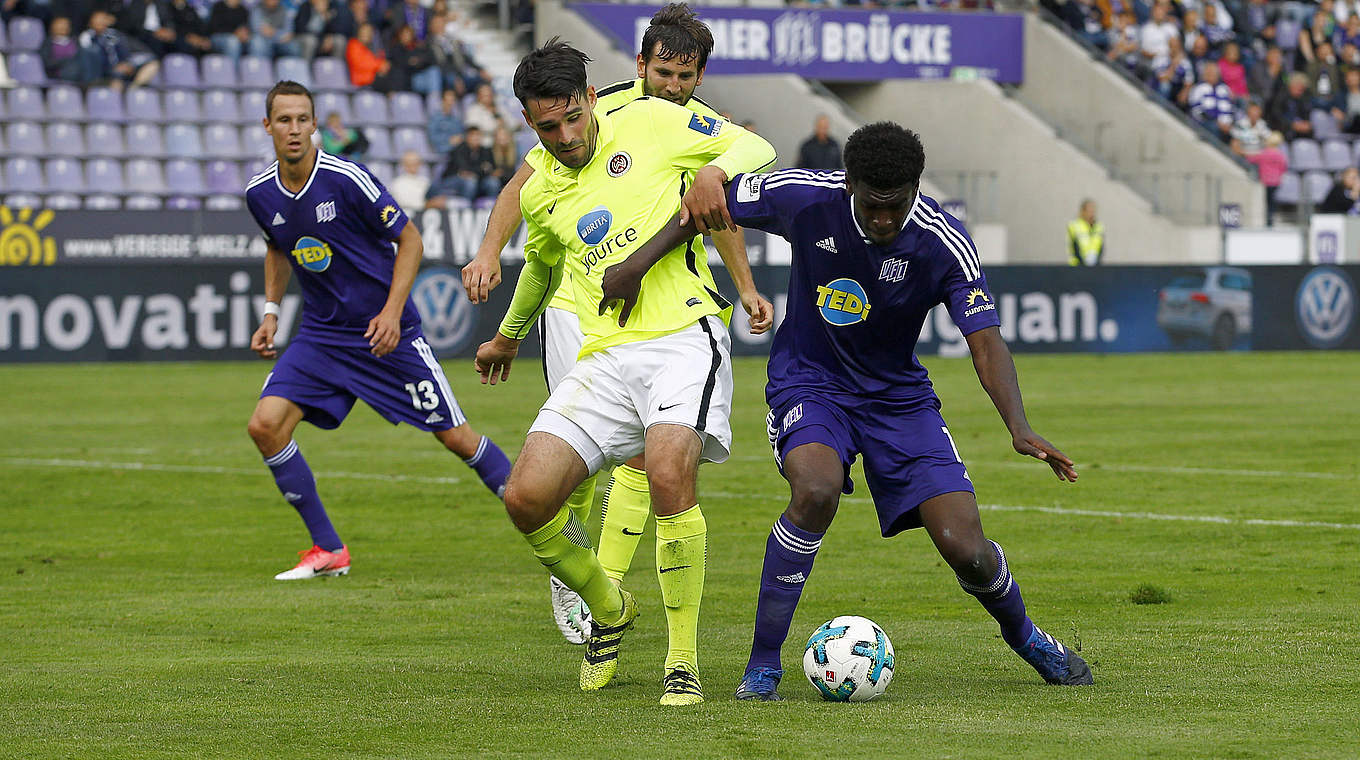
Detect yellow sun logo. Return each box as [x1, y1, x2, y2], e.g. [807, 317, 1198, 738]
[0, 206, 57, 266]
[380, 205, 398, 226]
[965, 288, 990, 307]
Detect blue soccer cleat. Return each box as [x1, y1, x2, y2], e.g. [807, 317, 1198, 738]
[1014, 626, 1094, 685]
[734, 666, 784, 701]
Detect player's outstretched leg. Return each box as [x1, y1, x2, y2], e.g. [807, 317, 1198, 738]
[435, 425, 512, 499]
[919, 493, 1093, 686]
[655, 504, 706, 705]
[549, 473, 598, 645]
[597, 461, 651, 583]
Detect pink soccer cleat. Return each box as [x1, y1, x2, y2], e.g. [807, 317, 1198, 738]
[274, 545, 351, 580]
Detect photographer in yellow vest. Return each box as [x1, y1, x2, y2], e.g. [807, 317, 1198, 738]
[1067, 199, 1104, 266]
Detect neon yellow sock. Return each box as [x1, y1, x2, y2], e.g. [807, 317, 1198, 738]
[563, 472, 598, 529]
[655, 504, 706, 674]
[525, 507, 623, 624]
[597, 464, 651, 583]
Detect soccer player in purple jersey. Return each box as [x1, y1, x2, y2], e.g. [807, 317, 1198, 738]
[244, 81, 512, 580]
[600, 122, 1092, 699]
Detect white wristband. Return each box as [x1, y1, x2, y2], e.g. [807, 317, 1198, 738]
[263, 301, 281, 317]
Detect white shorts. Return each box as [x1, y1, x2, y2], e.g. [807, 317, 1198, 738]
[539, 305, 583, 391]
[529, 315, 733, 472]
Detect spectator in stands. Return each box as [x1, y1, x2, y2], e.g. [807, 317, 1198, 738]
[41, 15, 84, 83]
[1338, 0, 1360, 25]
[797, 114, 843, 170]
[1217, 41, 1249, 98]
[385, 0, 428, 41]
[1298, 2, 1338, 66]
[208, 0, 252, 62]
[1139, 1, 1179, 72]
[1319, 166, 1360, 212]
[462, 82, 507, 141]
[1248, 131, 1288, 225]
[1107, 11, 1143, 73]
[1189, 61, 1236, 139]
[1067, 199, 1104, 266]
[1067, 0, 1110, 49]
[295, 0, 355, 60]
[249, 0, 300, 59]
[381, 23, 438, 94]
[389, 150, 431, 216]
[345, 22, 388, 88]
[427, 8, 481, 95]
[79, 8, 159, 91]
[490, 125, 517, 191]
[1181, 9, 1203, 55]
[1231, 98, 1272, 156]
[1306, 41, 1344, 112]
[1241, 0, 1279, 59]
[1338, 13, 1360, 55]
[1341, 40, 1360, 70]
[1249, 45, 1287, 110]
[1188, 34, 1213, 80]
[427, 87, 464, 154]
[321, 111, 368, 160]
[431, 124, 498, 200]
[348, 0, 371, 29]
[1153, 35, 1195, 106]
[1269, 72, 1314, 138]
[1201, 4, 1233, 51]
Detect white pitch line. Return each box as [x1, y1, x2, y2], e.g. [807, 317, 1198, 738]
[726, 455, 1357, 481]
[3, 457, 1358, 531]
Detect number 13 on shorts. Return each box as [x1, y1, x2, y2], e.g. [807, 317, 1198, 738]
[405, 381, 440, 411]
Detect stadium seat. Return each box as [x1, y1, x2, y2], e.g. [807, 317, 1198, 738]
[389, 91, 426, 127]
[202, 123, 243, 159]
[85, 123, 126, 158]
[125, 195, 164, 210]
[242, 157, 271, 178]
[84, 158, 127, 206]
[164, 123, 204, 158]
[1290, 139, 1324, 172]
[275, 57, 312, 88]
[44, 158, 85, 209]
[515, 130, 537, 160]
[7, 17, 44, 51]
[6, 121, 45, 155]
[238, 90, 265, 124]
[46, 122, 86, 157]
[1274, 171, 1301, 204]
[164, 90, 202, 123]
[86, 87, 126, 123]
[393, 127, 434, 160]
[1304, 170, 1333, 203]
[200, 89, 240, 124]
[238, 56, 273, 90]
[124, 122, 168, 158]
[205, 160, 244, 194]
[352, 90, 390, 126]
[162, 53, 201, 89]
[312, 57, 350, 91]
[165, 158, 208, 196]
[1311, 110, 1342, 141]
[314, 91, 352, 124]
[366, 128, 396, 161]
[125, 158, 168, 199]
[201, 54, 238, 90]
[365, 160, 394, 184]
[46, 84, 85, 121]
[1321, 139, 1351, 172]
[205, 195, 243, 210]
[7, 86, 45, 120]
[241, 126, 273, 159]
[5, 157, 46, 193]
[125, 88, 165, 122]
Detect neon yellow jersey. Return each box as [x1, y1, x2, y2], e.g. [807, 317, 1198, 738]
[515, 97, 775, 357]
[534, 79, 726, 314]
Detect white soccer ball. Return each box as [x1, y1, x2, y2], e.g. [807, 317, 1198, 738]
[802, 615, 895, 702]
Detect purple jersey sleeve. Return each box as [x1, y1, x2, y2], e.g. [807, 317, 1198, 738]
[348, 167, 408, 243]
[726, 172, 788, 236]
[940, 263, 1001, 336]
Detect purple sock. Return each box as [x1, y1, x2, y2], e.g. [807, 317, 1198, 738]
[264, 440, 343, 552]
[746, 515, 823, 672]
[463, 435, 511, 499]
[958, 540, 1035, 650]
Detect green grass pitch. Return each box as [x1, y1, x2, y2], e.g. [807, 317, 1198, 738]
[1, 352, 1356, 759]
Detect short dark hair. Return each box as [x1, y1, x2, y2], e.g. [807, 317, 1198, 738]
[843, 122, 925, 191]
[641, 3, 713, 71]
[513, 37, 591, 108]
[266, 80, 314, 120]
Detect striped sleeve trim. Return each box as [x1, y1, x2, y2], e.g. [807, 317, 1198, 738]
[913, 200, 981, 281]
[245, 161, 279, 193]
[318, 154, 380, 202]
[772, 519, 822, 555]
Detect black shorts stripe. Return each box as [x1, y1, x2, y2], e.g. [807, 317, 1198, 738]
[695, 318, 722, 433]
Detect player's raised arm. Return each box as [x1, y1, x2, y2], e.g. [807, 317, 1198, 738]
[365, 220, 423, 357]
[964, 326, 1077, 482]
[463, 160, 536, 304]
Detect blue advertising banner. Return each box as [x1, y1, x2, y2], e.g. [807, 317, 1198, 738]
[570, 3, 1025, 83]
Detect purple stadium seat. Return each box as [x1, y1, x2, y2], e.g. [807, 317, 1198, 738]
[366, 128, 395, 161]
[85, 123, 125, 157]
[125, 88, 164, 122]
[241, 125, 272, 159]
[242, 157, 271, 178]
[5, 157, 46, 192]
[7, 86, 45, 120]
[162, 53, 201, 89]
[392, 127, 434, 160]
[274, 56, 312, 88]
[8, 17, 44, 51]
[86, 87, 126, 123]
[46, 84, 85, 121]
[1304, 170, 1333, 203]
[365, 160, 394, 184]
[6, 121, 45, 155]
[1290, 139, 1323, 172]
[1274, 171, 1301, 204]
[200, 54, 238, 90]
[238, 90, 265, 124]
[164, 123, 203, 158]
[312, 57, 350, 91]
[46, 122, 86, 157]
[314, 91, 352, 124]
[1321, 139, 1351, 172]
[202, 123, 242, 159]
[164, 90, 202, 122]
[201, 89, 242, 124]
[352, 90, 390, 126]
[165, 159, 207, 195]
[205, 195, 242, 210]
[124, 123, 168, 158]
[167, 196, 203, 210]
[44, 158, 85, 209]
[125, 158, 168, 206]
[85, 157, 127, 200]
[238, 56, 273, 90]
[388, 91, 425, 127]
[1311, 109, 1342, 141]
[205, 160, 243, 194]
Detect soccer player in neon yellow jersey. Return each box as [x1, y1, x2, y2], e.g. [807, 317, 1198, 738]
[475, 39, 775, 704]
[463, 3, 773, 648]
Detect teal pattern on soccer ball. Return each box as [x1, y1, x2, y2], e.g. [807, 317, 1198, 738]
[851, 627, 895, 685]
[811, 673, 857, 701]
[805, 622, 849, 665]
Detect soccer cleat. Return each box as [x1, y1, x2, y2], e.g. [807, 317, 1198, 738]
[660, 667, 704, 706]
[580, 588, 638, 691]
[274, 545, 350, 580]
[549, 575, 591, 645]
[1014, 626, 1094, 685]
[734, 666, 784, 701]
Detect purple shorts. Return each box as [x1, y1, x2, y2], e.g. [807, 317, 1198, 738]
[261, 331, 465, 432]
[766, 387, 973, 536]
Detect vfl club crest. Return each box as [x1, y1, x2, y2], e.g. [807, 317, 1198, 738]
[607, 151, 631, 178]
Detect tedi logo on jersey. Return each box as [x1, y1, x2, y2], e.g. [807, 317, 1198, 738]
[815, 278, 871, 326]
[291, 236, 333, 273]
[964, 288, 995, 317]
[1295, 266, 1355, 348]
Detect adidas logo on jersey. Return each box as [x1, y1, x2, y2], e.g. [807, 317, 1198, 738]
[815, 237, 837, 254]
[776, 572, 806, 584]
[271, 212, 286, 226]
[425, 412, 445, 425]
